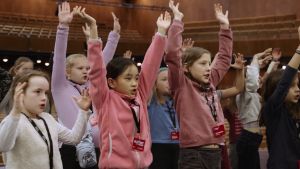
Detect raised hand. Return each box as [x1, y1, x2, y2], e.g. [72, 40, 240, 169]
[73, 89, 91, 112]
[74, 8, 97, 26]
[231, 53, 246, 69]
[11, 82, 27, 117]
[58, 2, 74, 27]
[182, 38, 194, 52]
[74, 8, 98, 39]
[123, 50, 132, 59]
[214, 3, 229, 29]
[169, 0, 184, 21]
[157, 11, 172, 35]
[253, 48, 272, 68]
[112, 12, 121, 33]
[272, 48, 282, 61]
[82, 23, 91, 40]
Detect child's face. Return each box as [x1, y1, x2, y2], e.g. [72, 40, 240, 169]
[67, 57, 90, 85]
[110, 65, 139, 97]
[23, 76, 49, 115]
[156, 70, 170, 96]
[186, 53, 211, 84]
[15, 61, 33, 76]
[285, 76, 300, 103]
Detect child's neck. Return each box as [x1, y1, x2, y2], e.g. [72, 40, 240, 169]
[23, 111, 38, 119]
[157, 93, 168, 104]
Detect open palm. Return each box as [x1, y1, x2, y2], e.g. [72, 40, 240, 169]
[214, 3, 229, 26]
[157, 11, 171, 31]
[73, 89, 91, 112]
[59, 2, 73, 25]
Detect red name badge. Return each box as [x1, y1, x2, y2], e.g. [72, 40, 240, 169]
[171, 131, 179, 140]
[212, 124, 225, 138]
[132, 137, 145, 152]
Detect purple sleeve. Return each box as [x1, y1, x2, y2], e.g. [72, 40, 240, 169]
[51, 25, 69, 91]
[103, 31, 120, 65]
[210, 29, 233, 87]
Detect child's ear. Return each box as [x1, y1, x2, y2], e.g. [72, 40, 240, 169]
[183, 64, 189, 73]
[107, 78, 116, 89]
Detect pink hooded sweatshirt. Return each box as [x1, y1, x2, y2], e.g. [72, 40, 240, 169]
[87, 34, 166, 168]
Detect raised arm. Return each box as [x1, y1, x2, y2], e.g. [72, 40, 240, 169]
[52, 2, 77, 90]
[210, 3, 233, 87]
[102, 12, 121, 65]
[77, 9, 109, 113]
[269, 26, 300, 105]
[138, 12, 170, 102]
[220, 53, 245, 99]
[164, 0, 184, 92]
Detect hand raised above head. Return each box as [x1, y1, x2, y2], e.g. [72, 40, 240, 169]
[169, 0, 184, 21]
[182, 38, 194, 52]
[58, 2, 74, 26]
[112, 12, 121, 33]
[157, 11, 172, 35]
[214, 3, 229, 29]
[231, 53, 246, 69]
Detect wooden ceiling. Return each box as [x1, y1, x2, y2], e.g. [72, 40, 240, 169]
[0, 0, 300, 57]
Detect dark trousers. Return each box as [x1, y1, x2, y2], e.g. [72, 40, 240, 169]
[236, 129, 262, 169]
[60, 144, 100, 169]
[149, 143, 179, 169]
[179, 147, 221, 169]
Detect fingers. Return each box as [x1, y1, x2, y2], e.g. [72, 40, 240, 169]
[111, 12, 118, 21]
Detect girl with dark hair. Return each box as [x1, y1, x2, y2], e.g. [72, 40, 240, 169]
[78, 7, 171, 168]
[260, 26, 300, 169]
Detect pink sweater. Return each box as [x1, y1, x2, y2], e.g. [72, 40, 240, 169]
[165, 20, 233, 148]
[88, 34, 166, 168]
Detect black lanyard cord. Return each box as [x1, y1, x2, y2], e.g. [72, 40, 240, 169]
[205, 94, 217, 122]
[165, 101, 177, 129]
[22, 112, 53, 169]
[130, 107, 140, 133]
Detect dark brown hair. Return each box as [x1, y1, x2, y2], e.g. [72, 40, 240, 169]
[182, 47, 211, 67]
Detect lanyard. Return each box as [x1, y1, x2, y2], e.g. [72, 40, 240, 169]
[204, 94, 217, 122]
[165, 100, 177, 129]
[22, 112, 53, 169]
[127, 99, 141, 134]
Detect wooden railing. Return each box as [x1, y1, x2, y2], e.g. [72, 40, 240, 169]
[184, 14, 299, 41]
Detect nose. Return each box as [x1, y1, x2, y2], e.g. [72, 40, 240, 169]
[132, 79, 138, 87]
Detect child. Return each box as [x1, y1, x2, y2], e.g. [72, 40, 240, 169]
[165, 1, 232, 168]
[235, 48, 277, 169]
[260, 26, 300, 169]
[80, 8, 171, 168]
[148, 67, 180, 169]
[51, 2, 120, 169]
[0, 70, 91, 169]
[0, 57, 33, 113]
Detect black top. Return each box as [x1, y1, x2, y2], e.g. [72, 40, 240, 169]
[262, 66, 300, 169]
[0, 66, 12, 102]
